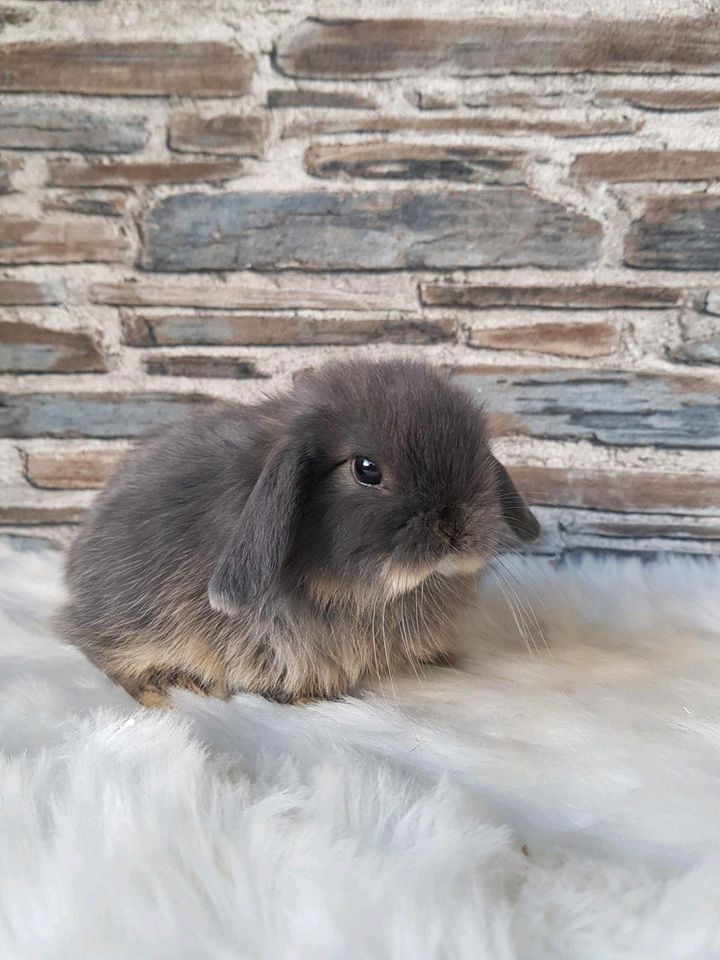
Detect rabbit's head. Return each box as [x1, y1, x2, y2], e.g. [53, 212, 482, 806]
[209, 359, 538, 616]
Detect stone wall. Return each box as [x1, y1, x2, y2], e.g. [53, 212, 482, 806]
[1, 0, 720, 558]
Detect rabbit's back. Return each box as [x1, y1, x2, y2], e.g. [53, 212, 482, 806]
[59, 402, 260, 695]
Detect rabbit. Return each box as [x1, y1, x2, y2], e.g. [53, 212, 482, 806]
[59, 359, 539, 707]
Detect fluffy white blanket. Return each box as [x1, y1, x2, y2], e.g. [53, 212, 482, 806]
[1, 544, 720, 959]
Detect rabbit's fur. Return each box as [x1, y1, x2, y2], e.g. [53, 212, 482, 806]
[60, 360, 539, 705]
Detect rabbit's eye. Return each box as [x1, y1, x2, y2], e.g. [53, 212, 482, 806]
[352, 456, 383, 487]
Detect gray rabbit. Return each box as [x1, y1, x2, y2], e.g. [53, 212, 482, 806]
[60, 359, 539, 705]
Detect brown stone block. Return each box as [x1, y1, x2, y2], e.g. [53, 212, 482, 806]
[91, 279, 414, 311]
[0, 161, 11, 194]
[573, 150, 720, 182]
[414, 92, 456, 110]
[0, 279, 59, 305]
[469, 321, 617, 358]
[0, 219, 126, 263]
[480, 91, 568, 109]
[0, 43, 253, 95]
[0, 321, 106, 373]
[275, 18, 720, 77]
[304, 142, 525, 183]
[284, 114, 638, 138]
[0, 505, 86, 525]
[421, 283, 682, 309]
[23, 448, 121, 489]
[267, 89, 376, 109]
[123, 313, 456, 347]
[562, 514, 720, 545]
[48, 160, 243, 188]
[144, 355, 266, 379]
[43, 192, 129, 217]
[169, 113, 268, 157]
[594, 89, 720, 111]
[508, 464, 720, 512]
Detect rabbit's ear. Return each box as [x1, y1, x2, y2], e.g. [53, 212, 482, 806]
[208, 439, 312, 616]
[493, 458, 541, 543]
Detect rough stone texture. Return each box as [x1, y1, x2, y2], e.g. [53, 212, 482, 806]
[2, 5, 720, 557]
[421, 283, 683, 309]
[144, 356, 267, 379]
[469, 92, 570, 109]
[0, 280, 59, 305]
[573, 150, 720, 181]
[452, 367, 720, 448]
[418, 91, 583, 110]
[143, 190, 601, 271]
[123, 313, 455, 347]
[0, 7, 32, 28]
[0, 533, 60, 552]
[169, 113, 268, 157]
[267, 89, 376, 109]
[23, 448, 121, 489]
[669, 337, 720, 364]
[508, 464, 720, 512]
[0, 393, 211, 438]
[275, 18, 720, 77]
[284, 115, 639, 138]
[48, 160, 244, 188]
[91, 280, 415, 311]
[0, 505, 85, 525]
[414, 93, 461, 110]
[0, 43, 254, 95]
[0, 322, 106, 374]
[468, 321, 617, 358]
[0, 218, 126, 263]
[625, 196, 720, 270]
[44, 192, 129, 217]
[593, 89, 720, 111]
[706, 291, 720, 315]
[0, 108, 146, 152]
[304, 142, 526, 183]
[559, 513, 720, 550]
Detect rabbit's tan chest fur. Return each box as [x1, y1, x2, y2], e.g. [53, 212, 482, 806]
[86, 574, 472, 706]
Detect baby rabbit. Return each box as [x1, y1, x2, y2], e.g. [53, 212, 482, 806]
[60, 359, 539, 706]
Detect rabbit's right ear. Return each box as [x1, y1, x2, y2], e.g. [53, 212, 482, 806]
[493, 457, 541, 543]
[208, 438, 312, 616]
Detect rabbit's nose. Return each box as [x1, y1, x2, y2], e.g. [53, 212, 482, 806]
[436, 504, 464, 541]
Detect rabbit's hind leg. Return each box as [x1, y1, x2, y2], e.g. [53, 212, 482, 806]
[123, 669, 230, 707]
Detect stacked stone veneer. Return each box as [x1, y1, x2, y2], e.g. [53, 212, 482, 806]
[1, 4, 720, 558]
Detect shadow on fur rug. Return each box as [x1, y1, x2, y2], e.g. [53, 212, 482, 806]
[2, 544, 720, 959]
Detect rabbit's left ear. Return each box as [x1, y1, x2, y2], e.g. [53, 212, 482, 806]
[208, 438, 312, 616]
[493, 458, 541, 543]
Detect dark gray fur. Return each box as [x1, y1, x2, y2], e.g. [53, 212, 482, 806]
[60, 359, 538, 704]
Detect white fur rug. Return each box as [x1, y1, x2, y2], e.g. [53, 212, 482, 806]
[2, 545, 720, 959]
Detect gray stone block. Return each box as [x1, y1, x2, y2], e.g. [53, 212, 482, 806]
[143, 190, 601, 271]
